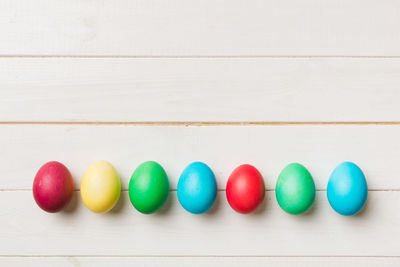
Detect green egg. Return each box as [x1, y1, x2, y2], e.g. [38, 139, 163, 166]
[275, 163, 315, 215]
[129, 161, 169, 214]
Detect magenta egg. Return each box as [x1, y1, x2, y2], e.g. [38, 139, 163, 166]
[33, 161, 74, 213]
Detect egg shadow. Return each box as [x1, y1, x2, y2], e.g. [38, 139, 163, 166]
[61, 191, 80, 214]
[271, 190, 318, 220]
[204, 190, 223, 216]
[251, 194, 268, 216]
[108, 190, 128, 215]
[153, 191, 175, 217]
[347, 195, 371, 219]
[107, 175, 129, 215]
[300, 191, 318, 217]
[301, 200, 317, 217]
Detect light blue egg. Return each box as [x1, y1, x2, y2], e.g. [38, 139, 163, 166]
[177, 162, 217, 214]
[327, 162, 368, 216]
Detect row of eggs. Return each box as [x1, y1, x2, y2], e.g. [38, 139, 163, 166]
[33, 160, 368, 216]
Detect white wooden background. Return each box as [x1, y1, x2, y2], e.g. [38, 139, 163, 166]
[1, 0, 400, 266]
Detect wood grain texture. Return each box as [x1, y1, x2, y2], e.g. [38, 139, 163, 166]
[1, 0, 400, 56]
[1, 58, 400, 122]
[1, 191, 399, 256]
[2, 0, 400, 262]
[2, 124, 400, 190]
[1, 257, 399, 267]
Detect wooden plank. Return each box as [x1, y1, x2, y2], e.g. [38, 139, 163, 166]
[1, 0, 400, 56]
[1, 58, 400, 122]
[0, 191, 398, 256]
[2, 124, 400, 190]
[1, 257, 399, 267]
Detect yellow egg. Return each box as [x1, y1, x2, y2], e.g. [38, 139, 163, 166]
[81, 160, 121, 213]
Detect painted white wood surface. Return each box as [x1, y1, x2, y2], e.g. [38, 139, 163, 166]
[1, 191, 399, 256]
[2, 124, 400, 190]
[1, 58, 400, 122]
[1, 257, 399, 267]
[1, 0, 400, 264]
[1, 0, 400, 56]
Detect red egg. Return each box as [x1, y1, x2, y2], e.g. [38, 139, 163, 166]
[226, 164, 265, 214]
[33, 161, 74, 213]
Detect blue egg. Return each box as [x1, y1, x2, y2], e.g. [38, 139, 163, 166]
[327, 162, 368, 216]
[177, 162, 217, 214]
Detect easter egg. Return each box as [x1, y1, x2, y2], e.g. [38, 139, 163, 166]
[226, 164, 265, 214]
[177, 162, 217, 214]
[81, 160, 121, 213]
[276, 163, 316, 215]
[33, 161, 74, 213]
[129, 161, 169, 214]
[327, 162, 368, 216]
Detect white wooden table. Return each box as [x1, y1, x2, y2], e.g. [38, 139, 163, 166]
[1, 0, 400, 266]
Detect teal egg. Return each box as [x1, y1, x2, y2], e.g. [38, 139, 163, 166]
[327, 162, 368, 216]
[177, 162, 217, 214]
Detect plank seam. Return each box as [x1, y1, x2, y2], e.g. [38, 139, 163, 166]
[0, 255, 399, 258]
[2, 55, 400, 59]
[1, 122, 400, 126]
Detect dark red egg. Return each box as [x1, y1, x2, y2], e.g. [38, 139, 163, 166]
[226, 164, 265, 214]
[33, 161, 74, 213]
